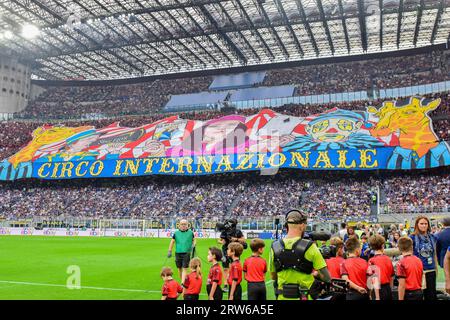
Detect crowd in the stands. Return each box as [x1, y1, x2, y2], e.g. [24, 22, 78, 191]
[19, 77, 212, 119]
[264, 51, 449, 94]
[0, 51, 449, 221]
[0, 170, 448, 220]
[1, 91, 448, 162]
[13, 50, 449, 120]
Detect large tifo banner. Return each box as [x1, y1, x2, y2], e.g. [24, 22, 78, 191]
[1, 96, 449, 180]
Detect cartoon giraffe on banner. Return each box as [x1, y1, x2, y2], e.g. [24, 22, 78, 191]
[367, 96, 450, 169]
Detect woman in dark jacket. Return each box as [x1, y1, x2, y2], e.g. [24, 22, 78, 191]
[410, 215, 438, 300]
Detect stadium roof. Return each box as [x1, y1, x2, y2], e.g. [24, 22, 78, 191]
[0, 0, 449, 81]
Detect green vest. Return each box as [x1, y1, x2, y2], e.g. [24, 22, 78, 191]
[173, 229, 194, 253]
[270, 237, 327, 300]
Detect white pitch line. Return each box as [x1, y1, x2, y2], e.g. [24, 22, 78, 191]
[1, 279, 274, 297]
[1, 279, 444, 296]
[0, 280, 159, 293]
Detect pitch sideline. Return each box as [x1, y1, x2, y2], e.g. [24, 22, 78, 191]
[0, 279, 275, 297]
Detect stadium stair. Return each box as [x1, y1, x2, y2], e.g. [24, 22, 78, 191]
[226, 180, 249, 216]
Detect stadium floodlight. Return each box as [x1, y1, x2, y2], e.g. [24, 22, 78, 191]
[22, 24, 40, 39]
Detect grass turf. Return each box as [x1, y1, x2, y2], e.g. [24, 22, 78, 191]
[0, 236, 275, 300]
[0, 236, 445, 300]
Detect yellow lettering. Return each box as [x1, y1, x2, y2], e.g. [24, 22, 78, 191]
[290, 152, 311, 168]
[268, 153, 286, 167]
[38, 163, 51, 178]
[337, 150, 356, 169]
[313, 151, 335, 169]
[143, 158, 160, 174]
[195, 156, 214, 174]
[51, 163, 62, 178]
[236, 154, 255, 170]
[113, 160, 124, 176]
[177, 157, 193, 174]
[215, 155, 232, 172]
[255, 154, 266, 169]
[89, 160, 104, 176]
[60, 162, 74, 178]
[160, 157, 175, 173]
[75, 161, 89, 177]
[125, 159, 141, 175]
[358, 149, 378, 168]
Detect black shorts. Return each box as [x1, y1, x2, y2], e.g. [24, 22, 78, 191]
[175, 253, 190, 269]
[206, 283, 223, 300]
[370, 283, 392, 300]
[184, 294, 199, 300]
[228, 283, 242, 300]
[346, 289, 369, 301]
[405, 289, 423, 300]
[247, 282, 266, 300]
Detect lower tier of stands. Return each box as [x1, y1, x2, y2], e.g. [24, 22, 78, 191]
[0, 169, 448, 220]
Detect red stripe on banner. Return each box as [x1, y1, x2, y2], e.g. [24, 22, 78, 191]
[183, 120, 196, 139]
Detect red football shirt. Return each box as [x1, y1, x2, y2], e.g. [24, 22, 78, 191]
[183, 271, 202, 295]
[207, 263, 223, 286]
[326, 256, 345, 279]
[227, 259, 243, 286]
[368, 254, 394, 285]
[340, 257, 369, 289]
[162, 279, 182, 299]
[243, 256, 267, 283]
[396, 255, 423, 291]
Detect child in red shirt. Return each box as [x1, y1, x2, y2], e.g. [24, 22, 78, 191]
[368, 234, 394, 300]
[396, 237, 423, 300]
[243, 239, 267, 300]
[183, 257, 202, 300]
[227, 242, 244, 301]
[340, 237, 370, 300]
[207, 247, 223, 300]
[326, 237, 345, 279]
[161, 267, 182, 300]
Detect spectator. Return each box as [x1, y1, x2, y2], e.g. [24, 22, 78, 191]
[338, 222, 347, 240]
[410, 216, 438, 300]
[435, 217, 450, 268]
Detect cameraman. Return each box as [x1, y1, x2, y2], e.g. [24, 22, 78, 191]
[270, 210, 331, 300]
[217, 218, 246, 291]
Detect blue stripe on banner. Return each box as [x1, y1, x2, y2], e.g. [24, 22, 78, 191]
[25, 148, 394, 180]
[1, 146, 449, 181]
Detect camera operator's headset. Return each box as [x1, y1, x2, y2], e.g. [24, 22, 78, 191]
[283, 209, 308, 231]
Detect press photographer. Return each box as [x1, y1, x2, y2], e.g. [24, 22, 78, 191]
[215, 218, 247, 291]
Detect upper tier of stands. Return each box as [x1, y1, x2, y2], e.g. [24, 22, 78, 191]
[9, 49, 448, 120]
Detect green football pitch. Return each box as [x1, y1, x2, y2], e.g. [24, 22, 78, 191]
[0, 236, 445, 300]
[0, 236, 276, 300]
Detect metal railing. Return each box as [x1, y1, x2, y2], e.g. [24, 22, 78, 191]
[380, 205, 449, 215]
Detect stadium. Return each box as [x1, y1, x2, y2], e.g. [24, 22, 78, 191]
[0, 0, 449, 303]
